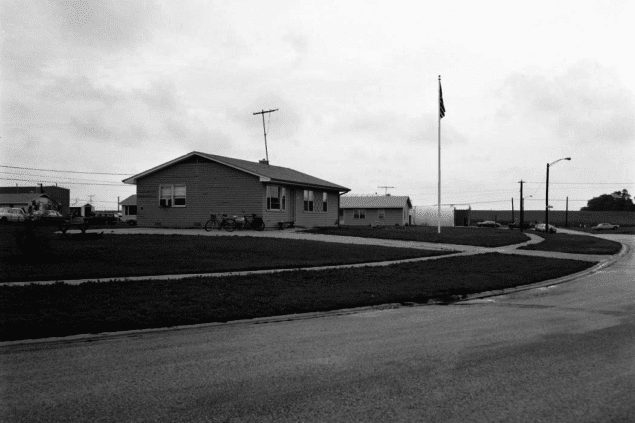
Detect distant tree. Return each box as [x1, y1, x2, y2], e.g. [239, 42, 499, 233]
[581, 189, 635, 211]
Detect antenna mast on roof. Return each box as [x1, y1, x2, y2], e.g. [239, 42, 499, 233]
[253, 108, 279, 163]
[378, 186, 395, 195]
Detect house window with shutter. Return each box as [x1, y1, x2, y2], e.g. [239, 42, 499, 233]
[322, 192, 328, 212]
[354, 209, 366, 219]
[159, 185, 186, 207]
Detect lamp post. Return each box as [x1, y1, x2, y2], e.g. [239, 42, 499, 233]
[545, 157, 571, 232]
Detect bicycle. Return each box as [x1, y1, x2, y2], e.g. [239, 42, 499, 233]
[204, 213, 236, 232]
[235, 212, 265, 231]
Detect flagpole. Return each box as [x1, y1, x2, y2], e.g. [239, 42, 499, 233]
[438, 75, 441, 234]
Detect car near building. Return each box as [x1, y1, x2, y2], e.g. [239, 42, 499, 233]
[33, 210, 67, 226]
[592, 223, 620, 230]
[0, 207, 28, 223]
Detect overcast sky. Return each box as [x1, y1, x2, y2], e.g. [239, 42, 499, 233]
[2, 0, 634, 211]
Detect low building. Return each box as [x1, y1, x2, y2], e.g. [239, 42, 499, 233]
[122, 151, 350, 228]
[339, 195, 412, 226]
[119, 194, 137, 224]
[69, 202, 95, 217]
[0, 186, 70, 215]
[0, 193, 57, 212]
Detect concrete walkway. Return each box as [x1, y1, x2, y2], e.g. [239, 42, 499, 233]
[1, 227, 622, 286]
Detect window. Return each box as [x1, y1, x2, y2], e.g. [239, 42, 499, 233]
[304, 190, 314, 211]
[159, 185, 186, 207]
[266, 186, 286, 211]
[354, 209, 366, 219]
[378, 209, 385, 219]
[322, 192, 328, 212]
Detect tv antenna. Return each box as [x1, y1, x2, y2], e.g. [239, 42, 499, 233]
[378, 186, 395, 195]
[253, 108, 278, 162]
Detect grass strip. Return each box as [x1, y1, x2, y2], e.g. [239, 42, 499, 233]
[0, 253, 595, 341]
[518, 233, 622, 255]
[302, 226, 530, 247]
[0, 226, 452, 282]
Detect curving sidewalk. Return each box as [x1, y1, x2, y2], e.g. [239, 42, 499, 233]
[1, 227, 621, 286]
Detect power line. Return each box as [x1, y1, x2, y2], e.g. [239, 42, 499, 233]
[525, 182, 634, 185]
[0, 177, 131, 187]
[0, 165, 132, 176]
[0, 171, 124, 184]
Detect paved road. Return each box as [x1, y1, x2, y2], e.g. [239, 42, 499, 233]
[1, 234, 633, 422]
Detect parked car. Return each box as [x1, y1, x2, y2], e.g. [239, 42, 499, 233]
[84, 213, 118, 225]
[33, 210, 68, 226]
[534, 223, 557, 233]
[592, 223, 620, 230]
[0, 207, 29, 223]
[508, 221, 535, 230]
[477, 221, 501, 228]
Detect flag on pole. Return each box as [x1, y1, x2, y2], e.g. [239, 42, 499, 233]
[439, 81, 446, 118]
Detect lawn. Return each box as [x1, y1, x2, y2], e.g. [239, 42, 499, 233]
[565, 226, 635, 235]
[0, 253, 596, 341]
[302, 226, 530, 247]
[0, 225, 453, 282]
[518, 233, 623, 255]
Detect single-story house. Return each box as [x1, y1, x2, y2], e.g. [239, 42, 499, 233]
[122, 151, 351, 228]
[69, 202, 95, 217]
[340, 195, 413, 226]
[0, 186, 70, 215]
[0, 193, 57, 212]
[119, 194, 137, 223]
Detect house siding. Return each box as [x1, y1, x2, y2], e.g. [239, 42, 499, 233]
[341, 207, 409, 226]
[137, 159, 263, 228]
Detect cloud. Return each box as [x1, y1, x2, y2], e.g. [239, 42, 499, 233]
[498, 61, 635, 144]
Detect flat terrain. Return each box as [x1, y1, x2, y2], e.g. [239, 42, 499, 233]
[0, 225, 451, 282]
[519, 232, 623, 254]
[302, 226, 530, 247]
[0, 253, 594, 341]
[566, 226, 635, 235]
[2, 235, 632, 423]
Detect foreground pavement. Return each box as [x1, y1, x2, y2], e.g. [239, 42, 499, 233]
[1, 234, 633, 422]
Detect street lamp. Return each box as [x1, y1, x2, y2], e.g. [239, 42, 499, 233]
[545, 157, 571, 231]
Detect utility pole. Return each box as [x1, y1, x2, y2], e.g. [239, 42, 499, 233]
[511, 197, 514, 223]
[88, 195, 95, 205]
[519, 180, 525, 232]
[378, 186, 395, 195]
[117, 196, 120, 214]
[252, 108, 278, 163]
[565, 196, 569, 227]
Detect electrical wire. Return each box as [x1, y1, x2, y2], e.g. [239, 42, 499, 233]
[0, 165, 132, 176]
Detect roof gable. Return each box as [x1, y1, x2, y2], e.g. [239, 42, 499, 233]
[340, 195, 412, 209]
[123, 151, 350, 192]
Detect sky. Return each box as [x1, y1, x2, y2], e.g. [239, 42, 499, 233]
[1, 0, 634, 212]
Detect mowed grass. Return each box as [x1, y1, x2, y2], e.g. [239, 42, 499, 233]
[0, 225, 452, 282]
[566, 226, 635, 235]
[518, 233, 623, 255]
[0, 253, 595, 341]
[302, 226, 530, 247]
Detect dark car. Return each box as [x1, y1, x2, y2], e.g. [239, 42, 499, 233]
[508, 221, 535, 230]
[85, 213, 118, 225]
[477, 221, 501, 228]
[33, 210, 68, 226]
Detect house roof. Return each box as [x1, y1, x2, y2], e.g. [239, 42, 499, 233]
[0, 193, 51, 205]
[340, 195, 412, 209]
[122, 151, 351, 193]
[119, 194, 137, 205]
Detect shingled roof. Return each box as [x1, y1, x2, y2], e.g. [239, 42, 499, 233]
[340, 195, 412, 209]
[119, 195, 137, 205]
[122, 151, 350, 192]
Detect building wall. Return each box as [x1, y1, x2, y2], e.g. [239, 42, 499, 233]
[135, 158, 341, 228]
[340, 207, 407, 226]
[136, 158, 263, 228]
[454, 209, 635, 227]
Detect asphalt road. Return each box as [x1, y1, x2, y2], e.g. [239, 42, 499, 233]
[1, 234, 633, 422]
